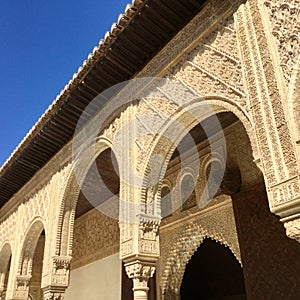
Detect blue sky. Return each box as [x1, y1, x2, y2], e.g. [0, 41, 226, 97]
[0, 0, 129, 167]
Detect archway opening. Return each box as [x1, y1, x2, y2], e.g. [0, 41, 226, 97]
[75, 147, 120, 219]
[180, 238, 246, 300]
[28, 230, 45, 300]
[65, 147, 121, 299]
[0, 244, 12, 300]
[160, 111, 240, 219]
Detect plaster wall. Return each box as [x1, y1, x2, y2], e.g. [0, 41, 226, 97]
[64, 253, 121, 300]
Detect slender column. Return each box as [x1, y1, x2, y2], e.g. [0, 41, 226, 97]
[125, 260, 156, 300]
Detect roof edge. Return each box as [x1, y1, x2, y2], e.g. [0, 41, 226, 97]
[0, 0, 146, 176]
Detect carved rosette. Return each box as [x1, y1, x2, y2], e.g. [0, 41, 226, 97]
[284, 218, 300, 242]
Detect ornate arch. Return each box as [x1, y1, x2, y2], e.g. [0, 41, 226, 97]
[18, 218, 45, 276]
[56, 136, 118, 257]
[140, 97, 257, 207]
[12, 218, 46, 299]
[160, 220, 241, 299]
[177, 170, 197, 211]
[0, 242, 12, 270]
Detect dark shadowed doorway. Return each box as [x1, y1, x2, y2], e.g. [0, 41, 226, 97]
[180, 238, 246, 300]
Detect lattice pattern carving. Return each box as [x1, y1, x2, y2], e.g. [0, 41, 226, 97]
[168, 17, 246, 107]
[71, 208, 119, 269]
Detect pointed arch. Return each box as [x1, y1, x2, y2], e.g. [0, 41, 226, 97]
[161, 222, 241, 298]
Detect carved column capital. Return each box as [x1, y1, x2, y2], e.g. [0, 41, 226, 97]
[41, 256, 71, 300]
[13, 275, 31, 299]
[125, 260, 156, 300]
[125, 260, 156, 280]
[284, 218, 300, 243]
[50, 256, 72, 287]
[43, 285, 66, 300]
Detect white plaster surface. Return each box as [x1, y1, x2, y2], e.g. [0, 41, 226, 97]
[65, 253, 121, 300]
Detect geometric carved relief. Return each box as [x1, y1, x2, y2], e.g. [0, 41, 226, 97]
[264, 0, 300, 84]
[0, 212, 17, 250]
[169, 16, 247, 110]
[71, 208, 119, 269]
[133, 16, 248, 177]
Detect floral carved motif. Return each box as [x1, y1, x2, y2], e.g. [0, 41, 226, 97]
[264, 0, 300, 84]
[168, 17, 246, 108]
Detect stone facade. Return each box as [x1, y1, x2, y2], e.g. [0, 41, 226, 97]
[1, 0, 300, 299]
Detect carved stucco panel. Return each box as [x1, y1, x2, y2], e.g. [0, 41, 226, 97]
[169, 17, 247, 109]
[235, 2, 300, 216]
[263, 0, 300, 85]
[71, 208, 120, 269]
[0, 212, 17, 249]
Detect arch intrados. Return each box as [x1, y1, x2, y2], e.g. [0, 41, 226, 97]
[18, 219, 45, 275]
[0, 242, 12, 273]
[57, 138, 120, 256]
[142, 98, 255, 190]
[21, 219, 45, 257]
[63, 137, 118, 210]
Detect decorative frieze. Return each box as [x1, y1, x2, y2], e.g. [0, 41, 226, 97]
[71, 208, 120, 269]
[270, 177, 300, 207]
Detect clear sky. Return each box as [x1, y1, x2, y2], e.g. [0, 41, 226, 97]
[0, 0, 129, 167]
